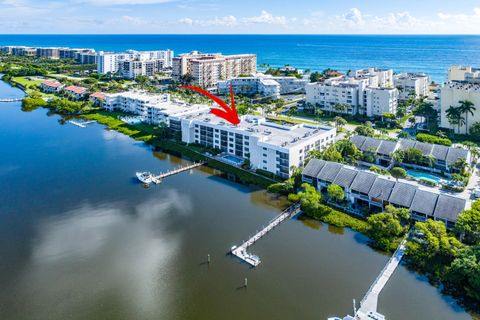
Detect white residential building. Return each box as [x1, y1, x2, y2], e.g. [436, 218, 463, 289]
[40, 80, 64, 93]
[364, 87, 398, 117]
[440, 81, 480, 134]
[393, 73, 429, 100]
[448, 65, 480, 82]
[306, 76, 398, 117]
[63, 86, 87, 100]
[348, 68, 394, 87]
[217, 74, 307, 99]
[177, 114, 336, 178]
[103, 91, 210, 126]
[172, 51, 257, 89]
[96, 49, 174, 78]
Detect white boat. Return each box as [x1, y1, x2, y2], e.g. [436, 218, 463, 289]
[136, 172, 153, 184]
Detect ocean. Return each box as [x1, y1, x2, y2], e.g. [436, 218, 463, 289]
[1, 34, 480, 82]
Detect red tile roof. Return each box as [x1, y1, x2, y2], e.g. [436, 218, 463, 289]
[64, 85, 87, 94]
[89, 92, 105, 100]
[41, 80, 62, 88]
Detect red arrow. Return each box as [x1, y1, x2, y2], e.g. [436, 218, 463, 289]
[178, 84, 240, 125]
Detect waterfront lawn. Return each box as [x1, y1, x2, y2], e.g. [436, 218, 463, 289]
[82, 111, 153, 141]
[319, 207, 370, 234]
[11, 76, 43, 88]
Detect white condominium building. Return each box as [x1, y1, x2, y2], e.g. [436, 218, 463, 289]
[448, 65, 480, 83]
[306, 78, 361, 115]
[393, 72, 429, 100]
[96, 49, 174, 78]
[364, 87, 398, 117]
[1, 46, 96, 64]
[348, 68, 394, 87]
[306, 75, 398, 117]
[440, 81, 480, 134]
[103, 91, 210, 126]
[177, 114, 336, 178]
[217, 74, 307, 99]
[172, 51, 257, 89]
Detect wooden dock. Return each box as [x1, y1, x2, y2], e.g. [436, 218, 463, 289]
[150, 162, 205, 183]
[0, 98, 23, 103]
[231, 203, 301, 267]
[355, 238, 407, 320]
[68, 120, 95, 128]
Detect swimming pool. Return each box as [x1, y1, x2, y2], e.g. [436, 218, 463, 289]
[407, 170, 443, 184]
[222, 155, 244, 166]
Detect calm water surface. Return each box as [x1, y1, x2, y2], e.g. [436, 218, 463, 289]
[0, 79, 473, 319]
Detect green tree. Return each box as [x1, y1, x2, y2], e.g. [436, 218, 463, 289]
[367, 213, 403, 251]
[354, 125, 375, 137]
[334, 116, 347, 131]
[296, 183, 322, 217]
[446, 245, 480, 301]
[135, 75, 149, 89]
[384, 204, 411, 223]
[327, 184, 344, 202]
[390, 167, 407, 181]
[455, 208, 480, 245]
[405, 220, 462, 273]
[458, 100, 476, 134]
[469, 122, 480, 139]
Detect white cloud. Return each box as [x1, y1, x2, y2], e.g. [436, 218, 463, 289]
[438, 7, 480, 21]
[178, 15, 238, 27]
[342, 8, 364, 26]
[241, 10, 287, 25]
[178, 10, 290, 28]
[122, 15, 148, 25]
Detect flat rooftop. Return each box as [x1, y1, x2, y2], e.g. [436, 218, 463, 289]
[187, 114, 334, 148]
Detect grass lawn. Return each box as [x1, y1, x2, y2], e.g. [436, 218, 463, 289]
[11, 76, 43, 88]
[268, 115, 318, 125]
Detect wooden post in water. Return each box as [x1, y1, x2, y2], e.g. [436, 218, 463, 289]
[207, 254, 211, 264]
[244, 278, 248, 288]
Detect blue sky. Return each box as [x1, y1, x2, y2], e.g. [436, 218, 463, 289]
[1, 0, 480, 34]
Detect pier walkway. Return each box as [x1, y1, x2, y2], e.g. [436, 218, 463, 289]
[231, 203, 301, 267]
[68, 120, 95, 128]
[151, 162, 205, 183]
[355, 237, 408, 319]
[0, 98, 23, 102]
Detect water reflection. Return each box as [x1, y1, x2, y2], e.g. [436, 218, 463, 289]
[9, 190, 190, 320]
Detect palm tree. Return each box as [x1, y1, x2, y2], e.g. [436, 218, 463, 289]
[334, 103, 347, 115]
[334, 116, 347, 131]
[446, 106, 463, 134]
[452, 158, 468, 174]
[458, 100, 476, 134]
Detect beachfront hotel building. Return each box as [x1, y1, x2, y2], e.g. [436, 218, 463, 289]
[302, 159, 467, 227]
[176, 114, 336, 178]
[217, 74, 307, 99]
[305, 74, 398, 117]
[96, 49, 174, 78]
[172, 51, 257, 89]
[393, 72, 429, 100]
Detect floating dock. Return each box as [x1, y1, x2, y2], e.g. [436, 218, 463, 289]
[68, 120, 95, 128]
[231, 203, 301, 267]
[0, 98, 23, 102]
